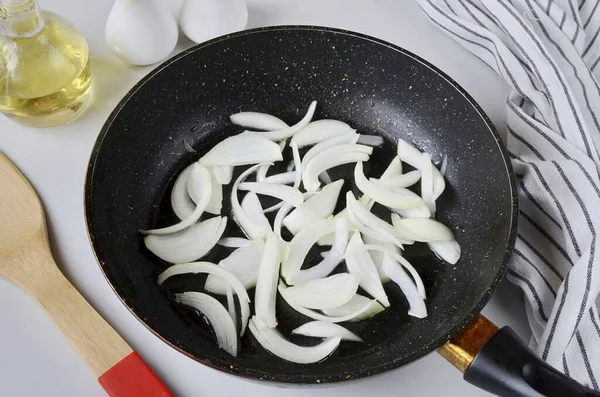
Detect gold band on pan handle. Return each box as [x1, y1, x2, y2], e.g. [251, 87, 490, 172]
[437, 314, 500, 373]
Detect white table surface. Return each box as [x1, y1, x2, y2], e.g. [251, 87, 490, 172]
[0, 0, 531, 396]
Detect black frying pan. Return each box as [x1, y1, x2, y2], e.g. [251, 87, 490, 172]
[85, 26, 598, 396]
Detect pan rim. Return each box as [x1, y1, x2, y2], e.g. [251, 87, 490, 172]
[84, 25, 518, 384]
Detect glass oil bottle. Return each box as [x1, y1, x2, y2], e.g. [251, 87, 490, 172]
[0, 0, 92, 127]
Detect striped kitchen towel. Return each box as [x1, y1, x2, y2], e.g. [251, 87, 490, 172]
[416, 0, 600, 390]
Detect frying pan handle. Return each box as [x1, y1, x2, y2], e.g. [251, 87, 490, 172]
[438, 315, 600, 397]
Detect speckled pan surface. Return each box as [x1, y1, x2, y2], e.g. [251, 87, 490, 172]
[85, 26, 517, 383]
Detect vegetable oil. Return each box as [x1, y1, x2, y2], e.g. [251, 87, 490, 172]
[0, 0, 92, 127]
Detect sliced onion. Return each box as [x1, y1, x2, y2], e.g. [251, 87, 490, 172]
[158, 262, 251, 334]
[354, 162, 429, 214]
[171, 165, 195, 220]
[238, 182, 304, 207]
[263, 172, 296, 185]
[279, 283, 380, 322]
[397, 138, 445, 199]
[256, 164, 270, 182]
[144, 216, 226, 263]
[230, 111, 289, 131]
[320, 171, 333, 184]
[142, 163, 212, 235]
[274, 203, 293, 238]
[290, 142, 302, 189]
[283, 180, 344, 235]
[301, 133, 359, 169]
[226, 287, 237, 331]
[381, 157, 403, 181]
[346, 191, 407, 248]
[356, 135, 384, 147]
[391, 215, 454, 242]
[429, 240, 461, 264]
[421, 153, 435, 214]
[246, 101, 317, 141]
[303, 145, 373, 191]
[213, 166, 234, 185]
[279, 139, 287, 151]
[292, 321, 362, 342]
[206, 168, 223, 214]
[232, 163, 269, 240]
[375, 170, 421, 188]
[281, 218, 337, 282]
[175, 292, 238, 356]
[218, 237, 250, 248]
[321, 294, 385, 322]
[344, 233, 390, 307]
[200, 135, 282, 166]
[249, 317, 341, 364]
[241, 192, 271, 236]
[282, 273, 358, 309]
[362, 234, 400, 283]
[291, 217, 349, 285]
[205, 240, 265, 294]
[440, 155, 449, 177]
[361, 244, 426, 299]
[382, 255, 427, 318]
[291, 119, 356, 148]
[254, 233, 281, 328]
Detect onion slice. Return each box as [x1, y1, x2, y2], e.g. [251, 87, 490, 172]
[391, 215, 454, 242]
[382, 255, 427, 318]
[263, 172, 296, 185]
[213, 166, 234, 185]
[254, 233, 282, 328]
[354, 162, 429, 214]
[279, 283, 379, 322]
[231, 163, 269, 240]
[397, 138, 445, 199]
[157, 262, 251, 335]
[171, 165, 195, 220]
[421, 153, 435, 214]
[301, 133, 359, 169]
[175, 292, 238, 356]
[321, 294, 385, 322]
[376, 170, 421, 188]
[281, 218, 337, 282]
[142, 163, 212, 235]
[206, 168, 223, 214]
[381, 157, 403, 181]
[291, 119, 356, 148]
[218, 237, 250, 248]
[144, 216, 226, 263]
[345, 233, 390, 307]
[303, 145, 373, 191]
[283, 180, 344, 235]
[226, 287, 237, 331]
[230, 111, 289, 131]
[200, 135, 283, 166]
[249, 317, 341, 364]
[429, 240, 461, 264]
[282, 273, 358, 309]
[292, 321, 362, 342]
[241, 192, 272, 237]
[291, 217, 349, 285]
[205, 240, 265, 294]
[246, 101, 317, 141]
[239, 182, 304, 207]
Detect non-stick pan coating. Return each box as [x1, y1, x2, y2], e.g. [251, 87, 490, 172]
[85, 26, 517, 383]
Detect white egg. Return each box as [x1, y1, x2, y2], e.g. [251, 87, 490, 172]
[179, 0, 248, 44]
[105, 0, 179, 66]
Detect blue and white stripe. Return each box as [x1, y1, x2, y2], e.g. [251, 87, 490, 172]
[417, 0, 600, 389]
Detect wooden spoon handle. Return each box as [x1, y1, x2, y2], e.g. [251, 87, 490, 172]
[33, 259, 172, 396]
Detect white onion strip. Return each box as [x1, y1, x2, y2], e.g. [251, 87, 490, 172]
[279, 283, 380, 322]
[241, 192, 271, 237]
[226, 287, 237, 331]
[282, 273, 358, 309]
[238, 182, 304, 207]
[429, 240, 461, 265]
[213, 166, 233, 185]
[397, 138, 445, 199]
[421, 153, 436, 214]
[247, 101, 317, 141]
[382, 256, 427, 318]
[200, 135, 283, 166]
[171, 165, 195, 220]
[158, 262, 251, 335]
[175, 292, 238, 356]
[291, 119, 356, 148]
[249, 317, 341, 364]
[218, 237, 250, 248]
[254, 233, 281, 328]
[391, 214, 454, 242]
[263, 172, 296, 185]
[292, 321, 362, 342]
[142, 163, 212, 235]
[376, 170, 421, 188]
[321, 294, 385, 322]
[301, 133, 359, 169]
[303, 145, 373, 191]
[230, 111, 289, 131]
[381, 157, 403, 181]
[144, 216, 226, 263]
[205, 240, 264, 294]
[232, 163, 269, 240]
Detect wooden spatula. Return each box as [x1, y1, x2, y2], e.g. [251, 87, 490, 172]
[0, 153, 172, 397]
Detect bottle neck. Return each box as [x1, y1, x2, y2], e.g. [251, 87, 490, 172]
[0, 0, 44, 38]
